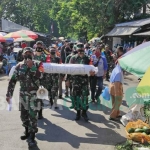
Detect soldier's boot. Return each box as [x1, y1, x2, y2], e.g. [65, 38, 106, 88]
[81, 110, 89, 122]
[75, 110, 81, 121]
[38, 108, 43, 120]
[28, 133, 36, 148]
[54, 97, 58, 109]
[50, 98, 53, 108]
[21, 127, 30, 140]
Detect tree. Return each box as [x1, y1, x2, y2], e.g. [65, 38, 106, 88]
[50, 0, 150, 39]
[0, 0, 53, 33]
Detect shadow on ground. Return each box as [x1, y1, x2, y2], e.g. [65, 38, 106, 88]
[36, 105, 126, 149]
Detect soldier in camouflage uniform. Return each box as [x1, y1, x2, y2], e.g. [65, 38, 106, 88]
[69, 43, 94, 121]
[45, 47, 61, 109]
[6, 47, 43, 148]
[33, 42, 46, 119]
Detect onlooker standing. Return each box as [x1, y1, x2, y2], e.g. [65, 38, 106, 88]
[90, 46, 108, 103]
[84, 43, 92, 56]
[103, 44, 113, 81]
[60, 40, 70, 63]
[109, 64, 124, 121]
[59, 40, 70, 98]
[21, 42, 27, 49]
[115, 46, 124, 65]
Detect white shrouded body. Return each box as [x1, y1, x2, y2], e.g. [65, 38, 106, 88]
[43, 63, 98, 76]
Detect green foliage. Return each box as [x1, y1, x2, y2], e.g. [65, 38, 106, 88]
[0, 0, 149, 38]
[50, 0, 150, 39]
[0, 0, 52, 33]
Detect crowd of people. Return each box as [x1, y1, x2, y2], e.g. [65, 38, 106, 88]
[5, 39, 124, 148]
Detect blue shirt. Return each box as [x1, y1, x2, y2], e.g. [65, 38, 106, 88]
[91, 55, 108, 77]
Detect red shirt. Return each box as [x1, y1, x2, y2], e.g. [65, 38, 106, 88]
[21, 43, 27, 49]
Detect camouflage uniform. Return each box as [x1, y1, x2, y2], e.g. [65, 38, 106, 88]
[34, 53, 46, 62]
[69, 54, 91, 120]
[44, 55, 61, 108]
[6, 60, 43, 133]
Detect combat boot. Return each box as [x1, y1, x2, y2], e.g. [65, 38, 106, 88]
[81, 110, 89, 122]
[28, 133, 36, 148]
[54, 97, 58, 109]
[20, 127, 30, 140]
[75, 110, 81, 121]
[50, 97, 53, 108]
[38, 108, 43, 119]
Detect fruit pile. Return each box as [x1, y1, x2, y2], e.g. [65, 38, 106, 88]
[126, 120, 150, 143]
[128, 126, 150, 135]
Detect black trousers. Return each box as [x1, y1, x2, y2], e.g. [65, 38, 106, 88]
[106, 64, 110, 80]
[90, 76, 103, 100]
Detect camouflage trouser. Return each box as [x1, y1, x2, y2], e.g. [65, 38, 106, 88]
[71, 75, 89, 110]
[20, 92, 40, 133]
[44, 73, 59, 99]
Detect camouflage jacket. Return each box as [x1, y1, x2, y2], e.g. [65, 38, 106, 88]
[34, 53, 46, 62]
[69, 54, 91, 65]
[6, 60, 43, 97]
[65, 53, 73, 64]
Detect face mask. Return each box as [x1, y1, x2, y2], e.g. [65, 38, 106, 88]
[95, 51, 101, 57]
[51, 52, 55, 55]
[24, 54, 33, 60]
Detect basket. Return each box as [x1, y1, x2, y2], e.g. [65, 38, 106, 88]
[125, 120, 150, 143]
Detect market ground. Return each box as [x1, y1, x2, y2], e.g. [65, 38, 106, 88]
[0, 74, 139, 150]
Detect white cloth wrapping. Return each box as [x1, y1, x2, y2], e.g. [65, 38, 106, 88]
[43, 63, 98, 76]
[7, 98, 12, 111]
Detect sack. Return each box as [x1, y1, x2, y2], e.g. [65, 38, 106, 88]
[125, 120, 150, 143]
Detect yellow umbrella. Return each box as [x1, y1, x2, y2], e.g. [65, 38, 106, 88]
[137, 67, 150, 96]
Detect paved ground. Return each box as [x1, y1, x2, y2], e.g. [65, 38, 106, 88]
[0, 74, 139, 150]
